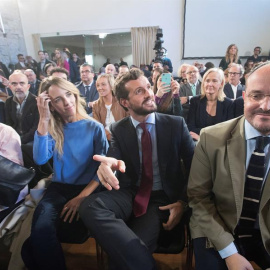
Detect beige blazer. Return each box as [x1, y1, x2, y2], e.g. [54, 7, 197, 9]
[188, 116, 270, 253]
[92, 96, 129, 128]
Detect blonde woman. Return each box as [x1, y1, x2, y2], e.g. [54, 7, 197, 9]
[21, 77, 108, 270]
[187, 68, 234, 141]
[93, 74, 128, 141]
[219, 44, 241, 70]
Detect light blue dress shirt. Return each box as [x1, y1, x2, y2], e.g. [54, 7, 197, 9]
[130, 113, 162, 190]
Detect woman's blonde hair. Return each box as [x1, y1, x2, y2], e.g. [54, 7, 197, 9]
[200, 68, 226, 102]
[225, 44, 239, 64]
[96, 73, 115, 95]
[38, 77, 90, 155]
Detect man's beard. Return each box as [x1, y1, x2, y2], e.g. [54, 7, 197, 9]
[15, 91, 26, 101]
[129, 99, 157, 116]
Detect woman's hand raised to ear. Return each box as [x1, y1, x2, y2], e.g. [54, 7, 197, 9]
[36, 92, 51, 136]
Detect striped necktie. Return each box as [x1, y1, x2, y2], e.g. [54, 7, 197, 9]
[237, 136, 270, 238]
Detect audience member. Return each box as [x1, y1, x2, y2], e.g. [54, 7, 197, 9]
[105, 64, 116, 76]
[224, 68, 229, 84]
[79, 68, 194, 270]
[49, 67, 69, 80]
[187, 68, 234, 141]
[55, 48, 70, 73]
[15, 54, 27, 70]
[24, 69, 41, 96]
[119, 57, 128, 67]
[72, 52, 82, 68]
[0, 123, 27, 221]
[64, 51, 80, 83]
[152, 60, 164, 71]
[180, 65, 201, 121]
[25, 56, 38, 74]
[92, 74, 128, 141]
[103, 58, 111, 68]
[5, 72, 39, 144]
[37, 50, 53, 80]
[76, 63, 99, 114]
[44, 62, 56, 77]
[118, 65, 129, 77]
[219, 44, 241, 70]
[224, 63, 245, 99]
[0, 59, 10, 79]
[149, 67, 163, 86]
[176, 63, 190, 84]
[153, 72, 182, 116]
[247, 46, 262, 64]
[21, 77, 108, 270]
[188, 61, 270, 270]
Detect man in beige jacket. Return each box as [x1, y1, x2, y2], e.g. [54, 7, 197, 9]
[188, 62, 270, 270]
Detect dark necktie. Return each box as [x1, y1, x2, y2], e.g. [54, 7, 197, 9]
[85, 86, 90, 102]
[133, 123, 153, 217]
[237, 136, 270, 238]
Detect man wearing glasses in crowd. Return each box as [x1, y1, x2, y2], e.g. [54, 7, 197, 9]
[76, 63, 99, 114]
[224, 63, 245, 100]
[179, 65, 201, 121]
[5, 71, 39, 144]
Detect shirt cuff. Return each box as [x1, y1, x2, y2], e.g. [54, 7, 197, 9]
[218, 242, 238, 259]
[173, 93, 180, 98]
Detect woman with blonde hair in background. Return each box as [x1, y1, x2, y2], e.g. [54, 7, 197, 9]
[187, 68, 234, 141]
[219, 44, 241, 70]
[93, 73, 128, 141]
[21, 77, 108, 270]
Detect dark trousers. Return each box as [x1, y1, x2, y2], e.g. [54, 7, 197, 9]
[194, 230, 270, 270]
[21, 182, 87, 270]
[79, 188, 170, 270]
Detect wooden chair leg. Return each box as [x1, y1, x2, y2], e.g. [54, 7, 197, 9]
[95, 241, 108, 270]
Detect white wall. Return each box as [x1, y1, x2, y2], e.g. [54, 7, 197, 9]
[17, 0, 183, 75]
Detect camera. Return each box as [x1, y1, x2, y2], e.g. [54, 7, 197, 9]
[153, 28, 165, 61]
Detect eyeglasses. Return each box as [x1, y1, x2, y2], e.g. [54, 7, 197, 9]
[81, 70, 92, 74]
[186, 71, 198, 75]
[228, 72, 241, 76]
[10, 82, 27, 86]
[247, 93, 270, 102]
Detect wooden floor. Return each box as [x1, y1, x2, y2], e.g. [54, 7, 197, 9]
[0, 238, 262, 270]
[0, 238, 192, 270]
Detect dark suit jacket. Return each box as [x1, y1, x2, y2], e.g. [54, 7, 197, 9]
[108, 113, 194, 203]
[224, 83, 245, 99]
[233, 96, 244, 117]
[29, 80, 41, 96]
[0, 62, 10, 78]
[5, 93, 39, 144]
[68, 59, 80, 83]
[15, 62, 27, 70]
[187, 95, 234, 135]
[76, 81, 99, 114]
[180, 81, 201, 121]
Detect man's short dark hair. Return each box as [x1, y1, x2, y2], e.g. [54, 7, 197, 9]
[38, 50, 44, 54]
[153, 60, 163, 65]
[113, 68, 144, 111]
[80, 63, 94, 73]
[17, 54, 23, 58]
[49, 67, 69, 77]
